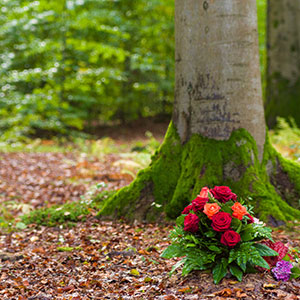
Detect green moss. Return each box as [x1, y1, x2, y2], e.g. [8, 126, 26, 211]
[98, 122, 300, 223]
[22, 201, 89, 226]
[278, 157, 300, 201]
[21, 190, 116, 227]
[256, 134, 300, 221]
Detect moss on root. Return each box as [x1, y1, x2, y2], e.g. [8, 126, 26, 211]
[98, 122, 300, 223]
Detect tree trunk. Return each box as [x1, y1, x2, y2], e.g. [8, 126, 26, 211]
[173, 0, 266, 160]
[98, 0, 300, 224]
[266, 0, 300, 128]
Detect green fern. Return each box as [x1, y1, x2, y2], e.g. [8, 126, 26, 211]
[252, 224, 273, 241]
[253, 243, 279, 257]
[229, 242, 270, 270]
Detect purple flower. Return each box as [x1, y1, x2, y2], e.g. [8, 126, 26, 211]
[271, 260, 293, 282]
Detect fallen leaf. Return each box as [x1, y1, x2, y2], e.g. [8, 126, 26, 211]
[263, 283, 278, 289]
[130, 269, 140, 276]
[178, 286, 191, 293]
[214, 288, 232, 297]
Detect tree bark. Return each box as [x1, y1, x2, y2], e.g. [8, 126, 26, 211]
[266, 0, 300, 127]
[98, 0, 300, 224]
[173, 0, 266, 161]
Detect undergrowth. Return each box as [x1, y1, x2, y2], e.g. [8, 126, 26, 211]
[269, 117, 300, 162]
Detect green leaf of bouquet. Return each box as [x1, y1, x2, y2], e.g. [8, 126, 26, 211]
[228, 249, 236, 264]
[204, 230, 216, 238]
[169, 226, 185, 240]
[282, 254, 291, 261]
[241, 224, 254, 233]
[186, 248, 215, 261]
[291, 266, 300, 279]
[253, 243, 279, 257]
[231, 243, 270, 270]
[228, 242, 254, 269]
[230, 218, 242, 231]
[212, 258, 228, 284]
[161, 244, 185, 259]
[186, 243, 196, 248]
[222, 201, 234, 214]
[251, 255, 270, 269]
[190, 234, 201, 244]
[170, 258, 186, 276]
[229, 264, 243, 281]
[208, 245, 222, 253]
[239, 262, 247, 272]
[184, 234, 200, 246]
[222, 206, 232, 214]
[240, 230, 253, 242]
[182, 262, 195, 276]
[181, 259, 208, 276]
[245, 263, 258, 274]
[176, 215, 185, 227]
[252, 224, 273, 241]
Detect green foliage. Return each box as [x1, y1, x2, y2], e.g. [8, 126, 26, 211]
[253, 243, 279, 257]
[229, 264, 243, 282]
[161, 244, 185, 259]
[213, 258, 228, 284]
[252, 223, 273, 241]
[228, 242, 274, 271]
[0, 0, 174, 141]
[21, 186, 116, 226]
[269, 117, 300, 162]
[182, 249, 215, 276]
[291, 267, 300, 279]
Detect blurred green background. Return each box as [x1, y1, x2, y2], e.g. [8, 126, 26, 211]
[0, 0, 267, 142]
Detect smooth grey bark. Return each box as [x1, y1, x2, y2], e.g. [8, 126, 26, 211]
[266, 0, 300, 127]
[173, 0, 266, 160]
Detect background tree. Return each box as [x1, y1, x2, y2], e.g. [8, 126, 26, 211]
[266, 0, 300, 128]
[98, 0, 300, 224]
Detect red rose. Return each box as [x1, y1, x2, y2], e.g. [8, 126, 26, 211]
[220, 230, 241, 247]
[210, 186, 237, 203]
[199, 187, 212, 198]
[245, 213, 254, 224]
[192, 196, 208, 212]
[182, 205, 193, 215]
[211, 212, 232, 232]
[184, 213, 199, 233]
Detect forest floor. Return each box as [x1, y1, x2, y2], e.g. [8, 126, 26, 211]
[0, 118, 299, 300]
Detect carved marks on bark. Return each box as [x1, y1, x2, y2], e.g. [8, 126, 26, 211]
[179, 72, 240, 139]
[195, 103, 240, 139]
[185, 73, 224, 101]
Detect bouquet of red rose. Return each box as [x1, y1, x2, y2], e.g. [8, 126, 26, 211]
[161, 186, 279, 284]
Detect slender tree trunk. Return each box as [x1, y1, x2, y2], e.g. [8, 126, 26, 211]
[98, 0, 300, 224]
[266, 0, 300, 127]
